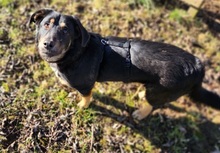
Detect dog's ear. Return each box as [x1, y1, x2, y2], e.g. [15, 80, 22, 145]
[28, 9, 53, 27]
[72, 16, 90, 47]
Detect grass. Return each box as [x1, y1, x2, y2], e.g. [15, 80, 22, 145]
[129, 0, 155, 9]
[169, 8, 188, 22]
[0, 0, 220, 152]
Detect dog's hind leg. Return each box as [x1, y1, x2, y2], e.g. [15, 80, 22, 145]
[132, 102, 153, 120]
[132, 84, 172, 120]
[77, 91, 92, 109]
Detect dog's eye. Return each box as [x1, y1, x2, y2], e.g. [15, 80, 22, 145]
[62, 27, 68, 33]
[44, 22, 50, 29]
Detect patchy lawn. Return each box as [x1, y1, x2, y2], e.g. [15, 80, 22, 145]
[0, 0, 220, 152]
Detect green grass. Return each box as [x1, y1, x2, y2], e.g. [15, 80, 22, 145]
[169, 8, 187, 22]
[0, 0, 220, 152]
[129, 0, 155, 9]
[0, 0, 14, 7]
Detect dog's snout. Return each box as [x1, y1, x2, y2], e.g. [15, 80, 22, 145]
[44, 41, 54, 49]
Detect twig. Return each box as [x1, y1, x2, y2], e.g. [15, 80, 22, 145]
[131, 84, 144, 100]
[89, 124, 94, 153]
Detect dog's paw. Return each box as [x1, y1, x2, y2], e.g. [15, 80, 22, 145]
[77, 100, 91, 109]
[132, 104, 153, 120]
[132, 109, 144, 120]
[77, 93, 92, 109]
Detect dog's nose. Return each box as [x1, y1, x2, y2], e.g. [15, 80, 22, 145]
[44, 41, 54, 49]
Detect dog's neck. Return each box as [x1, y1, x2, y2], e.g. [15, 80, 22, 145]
[48, 43, 86, 71]
[49, 33, 104, 72]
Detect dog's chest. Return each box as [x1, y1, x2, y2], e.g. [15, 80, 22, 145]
[50, 64, 71, 87]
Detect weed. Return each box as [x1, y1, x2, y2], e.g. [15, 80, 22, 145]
[129, 0, 155, 9]
[1, 82, 10, 92]
[0, 0, 14, 7]
[169, 9, 187, 22]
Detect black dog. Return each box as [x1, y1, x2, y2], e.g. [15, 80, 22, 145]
[29, 9, 220, 120]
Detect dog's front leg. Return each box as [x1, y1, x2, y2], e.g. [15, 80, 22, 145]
[77, 91, 92, 109]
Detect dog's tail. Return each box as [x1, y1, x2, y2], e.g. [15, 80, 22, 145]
[189, 86, 220, 110]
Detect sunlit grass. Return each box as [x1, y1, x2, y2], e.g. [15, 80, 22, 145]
[0, 0, 219, 152]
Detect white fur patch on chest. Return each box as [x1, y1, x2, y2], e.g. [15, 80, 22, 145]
[50, 65, 71, 87]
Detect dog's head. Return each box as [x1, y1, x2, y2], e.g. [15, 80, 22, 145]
[29, 9, 90, 62]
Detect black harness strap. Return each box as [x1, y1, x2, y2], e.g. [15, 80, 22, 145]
[101, 38, 132, 82]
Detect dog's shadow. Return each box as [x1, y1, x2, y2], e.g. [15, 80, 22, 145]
[90, 93, 220, 152]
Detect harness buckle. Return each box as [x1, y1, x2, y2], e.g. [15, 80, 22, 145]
[101, 39, 108, 45]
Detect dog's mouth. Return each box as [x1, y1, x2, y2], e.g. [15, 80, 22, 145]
[40, 48, 69, 63]
[38, 39, 71, 63]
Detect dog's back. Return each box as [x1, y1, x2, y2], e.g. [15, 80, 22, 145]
[98, 37, 204, 88]
[97, 37, 219, 109]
